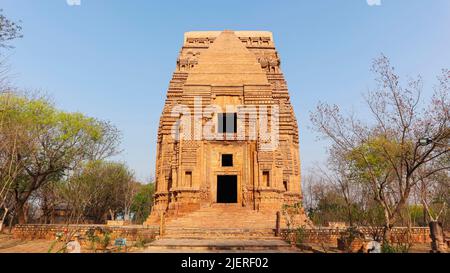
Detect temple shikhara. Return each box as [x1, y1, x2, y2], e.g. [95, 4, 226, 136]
[146, 30, 309, 229]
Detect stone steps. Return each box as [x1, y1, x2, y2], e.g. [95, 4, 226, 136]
[158, 204, 294, 241]
[162, 227, 276, 239]
[142, 239, 299, 253]
[164, 204, 283, 231]
[145, 204, 298, 253]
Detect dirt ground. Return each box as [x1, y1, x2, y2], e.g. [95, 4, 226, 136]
[0, 233, 65, 253]
[0, 233, 140, 253]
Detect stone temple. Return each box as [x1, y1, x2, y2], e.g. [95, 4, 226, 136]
[145, 30, 308, 230]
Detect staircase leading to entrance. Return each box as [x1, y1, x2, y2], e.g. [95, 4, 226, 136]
[143, 204, 299, 252]
[161, 204, 283, 239]
[142, 238, 299, 253]
[167, 203, 279, 228]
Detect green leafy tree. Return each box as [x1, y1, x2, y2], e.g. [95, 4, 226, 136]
[0, 8, 23, 228]
[61, 160, 135, 223]
[131, 182, 154, 224]
[0, 93, 120, 224]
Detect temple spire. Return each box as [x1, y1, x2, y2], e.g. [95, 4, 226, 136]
[185, 30, 269, 86]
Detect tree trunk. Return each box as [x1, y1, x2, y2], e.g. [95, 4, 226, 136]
[124, 207, 130, 221]
[423, 206, 428, 226]
[383, 224, 392, 244]
[346, 205, 353, 227]
[51, 208, 55, 224]
[429, 221, 445, 253]
[16, 203, 27, 224]
[381, 207, 393, 243]
[8, 212, 14, 233]
[109, 209, 115, 221]
[42, 196, 48, 224]
[0, 208, 9, 233]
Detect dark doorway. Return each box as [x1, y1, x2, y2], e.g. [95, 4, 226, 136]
[217, 175, 237, 203]
[221, 154, 233, 167]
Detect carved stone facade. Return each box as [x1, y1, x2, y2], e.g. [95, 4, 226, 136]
[146, 30, 306, 227]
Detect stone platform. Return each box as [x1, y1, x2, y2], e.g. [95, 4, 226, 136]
[141, 238, 299, 253]
[162, 227, 276, 240]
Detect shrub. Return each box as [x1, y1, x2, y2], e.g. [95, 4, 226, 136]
[337, 226, 365, 252]
[295, 226, 307, 245]
[134, 236, 154, 248]
[381, 243, 410, 253]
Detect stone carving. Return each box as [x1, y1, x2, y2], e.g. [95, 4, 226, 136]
[177, 51, 201, 72]
[258, 55, 281, 73]
[145, 30, 306, 227]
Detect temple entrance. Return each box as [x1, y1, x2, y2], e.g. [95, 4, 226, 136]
[216, 175, 237, 203]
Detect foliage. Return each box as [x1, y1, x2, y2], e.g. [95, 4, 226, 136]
[346, 136, 405, 184]
[381, 242, 410, 253]
[337, 226, 365, 252]
[295, 226, 307, 245]
[282, 202, 303, 210]
[131, 182, 154, 224]
[308, 190, 355, 225]
[408, 205, 426, 227]
[59, 160, 135, 223]
[304, 178, 385, 227]
[99, 231, 111, 249]
[134, 235, 154, 248]
[339, 227, 364, 244]
[310, 55, 450, 242]
[0, 92, 121, 224]
[85, 227, 112, 251]
[47, 232, 64, 253]
[86, 228, 99, 245]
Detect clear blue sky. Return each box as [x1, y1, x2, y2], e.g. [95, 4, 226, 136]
[2, 0, 450, 181]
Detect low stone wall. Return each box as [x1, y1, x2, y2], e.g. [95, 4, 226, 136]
[12, 224, 431, 246]
[12, 224, 159, 242]
[282, 227, 431, 244]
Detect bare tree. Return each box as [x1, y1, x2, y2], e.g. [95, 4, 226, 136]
[61, 160, 135, 224]
[302, 171, 326, 218]
[415, 164, 449, 252]
[310, 55, 450, 242]
[0, 9, 22, 49]
[86, 120, 122, 161]
[0, 9, 22, 90]
[122, 179, 139, 221]
[0, 92, 29, 231]
[318, 149, 360, 227]
[0, 10, 22, 230]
